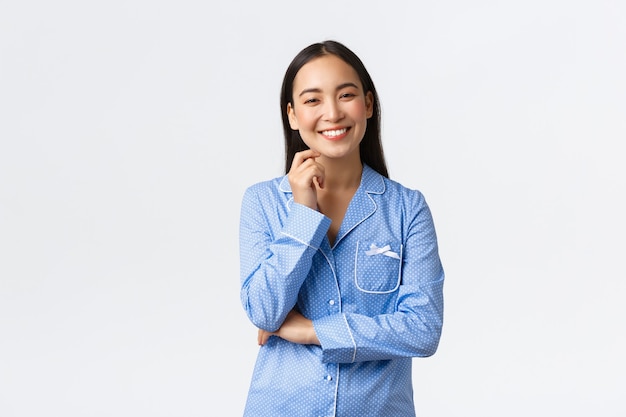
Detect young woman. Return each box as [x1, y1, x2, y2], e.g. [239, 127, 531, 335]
[239, 40, 445, 416]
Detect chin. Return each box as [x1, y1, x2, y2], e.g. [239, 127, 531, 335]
[322, 149, 359, 160]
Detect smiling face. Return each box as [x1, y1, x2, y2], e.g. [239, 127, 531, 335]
[287, 54, 374, 163]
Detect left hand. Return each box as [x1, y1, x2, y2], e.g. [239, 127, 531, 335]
[257, 310, 321, 346]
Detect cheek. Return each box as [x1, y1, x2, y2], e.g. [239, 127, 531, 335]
[295, 109, 318, 129]
[349, 100, 368, 118]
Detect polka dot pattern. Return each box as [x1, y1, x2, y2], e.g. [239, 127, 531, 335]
[239, 164, 445, 416]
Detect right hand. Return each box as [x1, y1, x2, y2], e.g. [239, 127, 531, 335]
[288, 150, 324, 210]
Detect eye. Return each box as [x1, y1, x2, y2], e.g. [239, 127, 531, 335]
[340, 93, 356, 100]
[304, 97, 319, 104]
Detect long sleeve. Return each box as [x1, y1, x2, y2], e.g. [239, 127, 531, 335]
[313, 189, 444, 363]
[239, 185, 331, 331]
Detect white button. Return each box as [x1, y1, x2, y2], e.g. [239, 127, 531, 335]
[326, 375, 332, 381]
[329, 299, 335, 305]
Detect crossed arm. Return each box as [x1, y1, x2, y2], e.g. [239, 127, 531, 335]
[257, 309, 320, 346]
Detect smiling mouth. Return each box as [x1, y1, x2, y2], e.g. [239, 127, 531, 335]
[320, 127, 349, 137]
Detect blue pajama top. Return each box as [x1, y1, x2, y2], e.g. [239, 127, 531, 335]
[239, 164, 445, 417]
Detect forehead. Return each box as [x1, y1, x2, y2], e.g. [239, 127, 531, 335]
[293, 54, 362, 91]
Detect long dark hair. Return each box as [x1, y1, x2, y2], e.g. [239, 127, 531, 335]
[280, 40, 388, 178]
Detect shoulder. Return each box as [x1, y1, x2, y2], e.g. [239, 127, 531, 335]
[239, 176, 295, 231]
[360, 166, 430, 221]
[363, 166, 427, 209]
[367, 175, 434, 235]
[240, 176, 292, 216]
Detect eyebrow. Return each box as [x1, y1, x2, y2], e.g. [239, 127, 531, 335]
[298, 82, 360, 97]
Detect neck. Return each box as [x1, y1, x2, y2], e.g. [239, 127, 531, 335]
[316, 155, 363, 191]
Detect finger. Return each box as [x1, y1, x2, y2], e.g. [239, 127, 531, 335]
[313, 175, 322, 189]
[291, 149, 321, 169]
[258, 329, 272, 346]
[289, 159, 324, 187]
[312, 163, 325, 189]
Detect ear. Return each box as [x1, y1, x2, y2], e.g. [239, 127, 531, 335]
[287, 102, 299, 130]
[365, 91, 374, 119]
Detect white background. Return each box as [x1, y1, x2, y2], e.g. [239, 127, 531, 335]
[1, 1, 625, 416]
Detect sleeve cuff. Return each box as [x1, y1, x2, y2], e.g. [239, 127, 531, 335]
[313, 313, 357, 363]
[281, 203, 331, 249]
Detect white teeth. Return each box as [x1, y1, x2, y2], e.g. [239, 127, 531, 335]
[322, 128, 347, 137]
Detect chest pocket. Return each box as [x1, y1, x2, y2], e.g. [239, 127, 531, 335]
[354, 241, 403, 294]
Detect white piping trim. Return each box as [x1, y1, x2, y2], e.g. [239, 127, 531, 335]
[365, 172, 386, 194]
[343, 313, 357, 363]
[317, 247, 341, 311]
[331, 364, 339, 417]
[278, 175, 292, 193]
[280, 231, 319, 250]
[333, 191, 378, 248]
[354, 241, 402, 294]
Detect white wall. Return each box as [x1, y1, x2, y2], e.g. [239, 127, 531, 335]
[1, 1, 624, 416]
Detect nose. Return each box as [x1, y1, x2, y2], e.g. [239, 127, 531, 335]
[323, 99, 343, 122]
